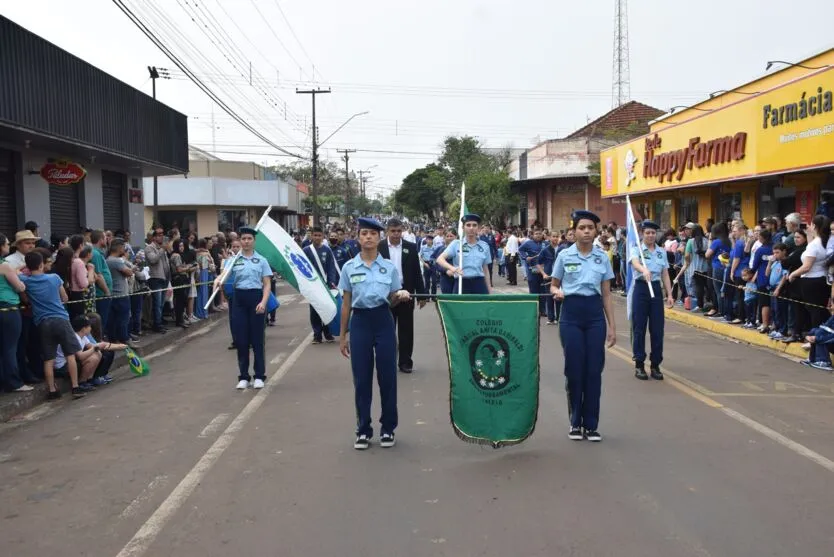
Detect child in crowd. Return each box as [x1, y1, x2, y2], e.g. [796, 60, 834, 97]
[497, 239, 507, 277]
[767, 243, 789, 340]
[54, 314, 126, 388]
[740, 267, 758, 329]
[800, 304, 834, 371]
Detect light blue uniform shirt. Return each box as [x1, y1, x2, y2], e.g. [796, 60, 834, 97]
[231, 251, 272, 290]
[443, 239, 493, 278]
[338, 254, 402, 309]
[630, 242, 668, 282]
[552, 244, 615, 297]
[419, 243, 435, 264]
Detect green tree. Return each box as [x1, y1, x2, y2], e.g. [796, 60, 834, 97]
[393, 164, 447, 218]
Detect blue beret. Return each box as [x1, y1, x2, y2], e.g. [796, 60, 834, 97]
[641, 220, 660, 231]
[461, 213, 482, 224]
[238, 226, 258, 237]
[571, 210, 600, 224]
[357, 217, 384, 232]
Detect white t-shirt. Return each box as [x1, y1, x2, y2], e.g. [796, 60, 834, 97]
[55, 333, 93, 369]
[506, 235, 519, 255]
[800, 237, 834, 278]
[5, 251, 25, 270]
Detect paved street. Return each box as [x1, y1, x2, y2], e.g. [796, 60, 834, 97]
[1, 284, 833, 557]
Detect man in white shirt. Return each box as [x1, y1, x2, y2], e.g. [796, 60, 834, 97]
[402, 226, 416, 244]
[506, 229, 520, 285]
[6, 230, 38, 269]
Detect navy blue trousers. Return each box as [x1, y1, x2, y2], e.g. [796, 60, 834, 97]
[527, 273, 545, 314]
[232, 289, 266, 381]
[439, 273, 454, 294]
[559, 295, 606, 431]
[458, 277, 489, 294]
[631, 280, 664, 366]
[349, 305, 397, 437]
[423, 267, 438, 296]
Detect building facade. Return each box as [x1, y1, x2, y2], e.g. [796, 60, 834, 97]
[602, 49, 834, 229]
[0, 16, 188, 242]
[143, 148, 308, 236]
[509, 101, 664, 231]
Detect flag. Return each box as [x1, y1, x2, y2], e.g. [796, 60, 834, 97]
[126, 348, 150, 376]
[457, 183, 467, 294]
[255, 217, 338, 324]
[625, 196, 640, 321]
[436, 294, 540, 448]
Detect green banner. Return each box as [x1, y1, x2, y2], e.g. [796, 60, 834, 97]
[436, 294, 540, 448]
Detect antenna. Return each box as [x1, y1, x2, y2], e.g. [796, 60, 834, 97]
[611, 0, 631, 107]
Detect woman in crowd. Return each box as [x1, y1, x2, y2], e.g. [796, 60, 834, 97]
[788, 215, 832, 338]
[195, 239, 216, 319]
[67, 236, 95, 320]
[169, 239, 195, 329]
[704, 222, 732, 317]
[776, 229, 806, 343]
[0, 233, 31, 392]
[675, 224, 709, 312]
[52, 247, 74, 294]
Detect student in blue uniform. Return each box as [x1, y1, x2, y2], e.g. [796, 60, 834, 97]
[537, 231, 560, 324]
[436, 214, 493, 294]
[339, 217, 411, 450]
[550, 211, 617, 442]
[304, 227, 340, 343]
[519, 227, 546, 315]
[329, 230, 353, 270]
[434, 229, 457, 294]
[629, 220, 674, 381]
[419, 236, 438, 298]
[479, 225, 498, 287]
[214, 227, 272, 390]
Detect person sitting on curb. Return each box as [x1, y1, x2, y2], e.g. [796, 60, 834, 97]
[800, 305, 834, 372]
[54, 315, 128, 389]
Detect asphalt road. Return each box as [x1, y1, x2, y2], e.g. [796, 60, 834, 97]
[1, 282, 833, 557]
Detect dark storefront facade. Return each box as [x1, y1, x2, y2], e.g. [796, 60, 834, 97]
[0, 15, 188, 240]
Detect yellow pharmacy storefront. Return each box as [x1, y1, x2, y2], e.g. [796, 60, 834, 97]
[601, 53, 834, 231]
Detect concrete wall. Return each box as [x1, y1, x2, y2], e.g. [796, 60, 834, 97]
[143, 176, 289, 208]
[187, 160, 269, 180]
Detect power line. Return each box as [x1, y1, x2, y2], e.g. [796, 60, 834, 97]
[269, 0, 319, 79]
[248, 0, 309, 81]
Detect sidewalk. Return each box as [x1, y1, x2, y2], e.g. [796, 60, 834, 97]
[0, 312, 226, 423]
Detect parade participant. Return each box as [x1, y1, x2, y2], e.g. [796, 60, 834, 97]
[304, 227, 339, 344]
[330, 230, 353, 270]
[214, 227, 272, 390]
[536, 231, 560, 325]
[222, 238, 241, 350]
[378, 218, 426, 373]
[338, 217, 411, 450]
[519, 227, 546, 315]
[550, 211, 616, 442]
[479, 225, 498, 287]
[629, 220, 674, 381]
[434, 229, 457, 294]
[437, 214, 493, 294]
[419, 235, 438, 298]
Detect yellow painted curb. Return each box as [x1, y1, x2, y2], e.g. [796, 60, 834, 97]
[664, 307, 807, 359]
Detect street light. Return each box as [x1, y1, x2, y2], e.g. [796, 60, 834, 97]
[319, 111, 369, 147]
[669, 105, 712, 114]
[766, 60, 829, 71]
[709, 89, 760, 98]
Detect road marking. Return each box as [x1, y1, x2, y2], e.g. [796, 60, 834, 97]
[115, 333, 313, 557]
[119, 475, 169, 519]
[709, 393, 834, 399]
[607, 345, 834, 474]
[197, 414, 230, 438]
[278, 294, 299, 305]
[270, 352, 287, 365]
[288, 336, 300, 346]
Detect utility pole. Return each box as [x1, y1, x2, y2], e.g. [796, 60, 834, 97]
[336, 149, 355, 221]
[148, 66, 160, 227]
[357, 170, 369, 204]
[296, 87, 331, 226]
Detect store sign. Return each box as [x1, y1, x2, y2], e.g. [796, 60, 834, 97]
[762, 86, 833, 129]
[642, 132, 747, 184]
[40, 161, 86, 185]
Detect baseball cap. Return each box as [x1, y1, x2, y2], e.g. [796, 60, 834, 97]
[684, 222, 696, 229]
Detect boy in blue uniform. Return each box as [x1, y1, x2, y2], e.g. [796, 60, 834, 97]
[550, 211, 616, 442]
[479, 225, 498, 287]
[304, 227, 340, 343]
[214, 227, 273, 390]
[339, 217, 411, 450]
[433, 229, 456, 294]
[519, 227, 546, 315]
[436, 214, 493, 294]
[329, 230, 353, 270]
[629, 220, 675, 381]
[537, 231, 560, 324]
[419, 236, 438, 298]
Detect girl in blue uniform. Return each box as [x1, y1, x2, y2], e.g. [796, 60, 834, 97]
[339, 217, 412, 450]
[436, 214, 493, 294]
[550, 211, 617, 442]
[214, 227, 272, 390]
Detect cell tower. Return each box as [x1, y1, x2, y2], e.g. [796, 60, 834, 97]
[611, 0, 631, 107]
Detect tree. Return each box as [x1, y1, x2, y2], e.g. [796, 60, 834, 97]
[393, 164, 447, 218]
[272, 160, 357, 198]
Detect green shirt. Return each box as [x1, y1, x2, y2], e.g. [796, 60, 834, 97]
[0, 257, 20, 305]
[92, 247, 113, 296]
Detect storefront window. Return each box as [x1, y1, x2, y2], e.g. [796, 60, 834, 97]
[718, 192, 741, 223]
[677, 196, 698, 226]
[652, 200, 673, 231]
[159, 210, 197, 236]
[633, 203, 650, 221]
[218, 210, 247, 233]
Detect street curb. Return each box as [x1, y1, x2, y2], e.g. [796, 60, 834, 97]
[664, 307, 807, 359]
[0, 312, 227, 424]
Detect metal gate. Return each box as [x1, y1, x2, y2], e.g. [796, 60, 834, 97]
[102, 170, 125, 231]
[49, 182, 81, 236]
[0, 148, 18, 240]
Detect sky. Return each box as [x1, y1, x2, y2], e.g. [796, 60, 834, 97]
[4, 0, 834, 198]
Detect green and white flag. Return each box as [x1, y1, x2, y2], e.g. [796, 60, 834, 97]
[436, 294, 540, 448]
[255, 217, 338, 324]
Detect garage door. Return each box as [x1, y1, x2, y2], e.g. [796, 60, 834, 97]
[102, 170, 125, 231]
[49, 182, 81, 236]
[0, 148, 18, 240]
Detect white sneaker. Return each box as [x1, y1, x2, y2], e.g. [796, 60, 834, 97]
[253, 379, 265, 389]
[236, 380, 249, 390]
[13, 385, 34, 392]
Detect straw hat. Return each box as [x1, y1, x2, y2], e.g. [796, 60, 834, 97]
[12, 230, 40, 246]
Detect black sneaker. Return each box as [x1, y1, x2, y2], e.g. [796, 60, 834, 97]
[650, 366, 664, 380]
[634, 362, 649, 381]
[380, 433, 396, 448]
[568, 427, 583, 441]
[71, 387, 86, 399]
[354, 434, 370, 450]
[312, 338, 322, 345]
[78, 382, 96, 392]
[47, 390, 62, 401]
[324, 336, 335, 343]
[228, 343, 236, 350]
[585, 430, 602, 442]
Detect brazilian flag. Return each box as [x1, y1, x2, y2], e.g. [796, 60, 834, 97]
[126, 348, 150, 377]
[436, 294, 540, 448]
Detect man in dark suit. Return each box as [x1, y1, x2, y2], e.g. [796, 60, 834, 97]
[378, 218, 427, 373]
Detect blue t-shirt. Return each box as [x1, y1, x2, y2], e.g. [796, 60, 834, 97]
[750, 244, 774, 289]
[709, 239, 731, 270]
[769, 260, 786, 289]
[21, 273, 68, 325]
[730, 239, 749, 279]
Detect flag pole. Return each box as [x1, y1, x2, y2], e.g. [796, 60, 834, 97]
[625, 195, 654, 298]
[204, 206, 273, 310]
[458, 183, 465, 294]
